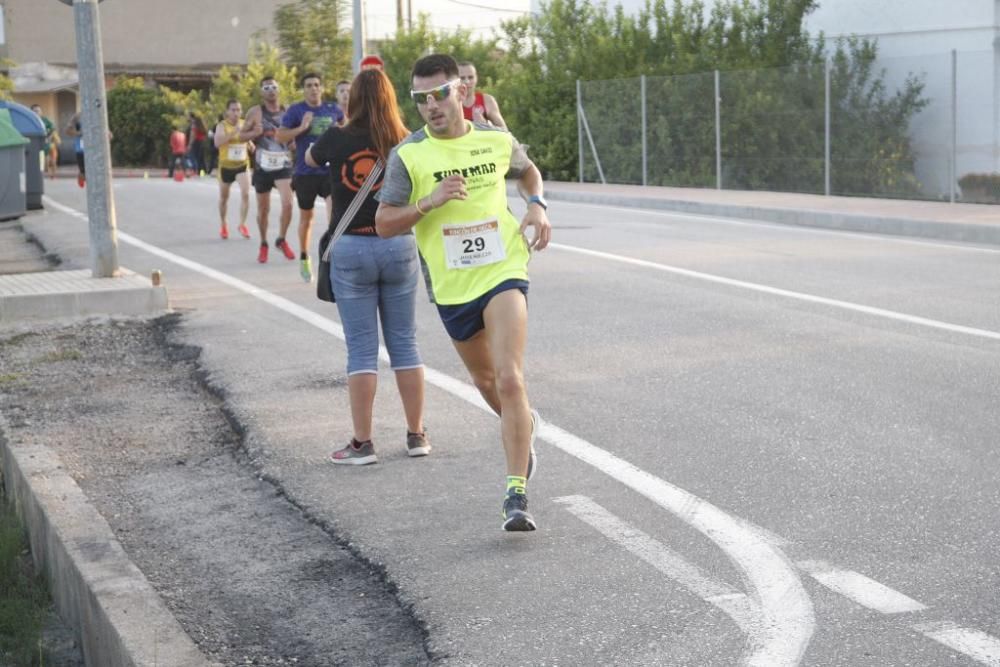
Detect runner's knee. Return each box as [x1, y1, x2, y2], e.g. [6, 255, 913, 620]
[494, 366, 525, 401]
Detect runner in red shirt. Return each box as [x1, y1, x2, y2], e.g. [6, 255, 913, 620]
[458, 61, 508, 130]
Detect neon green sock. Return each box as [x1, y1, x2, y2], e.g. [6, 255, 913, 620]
[506, 475, 527, 496]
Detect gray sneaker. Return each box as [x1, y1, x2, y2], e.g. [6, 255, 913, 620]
[406, 430, 431, 457]
[527, 409, 540, 480]
[501, 491, 537, 531]
[330, 439, 377, 465]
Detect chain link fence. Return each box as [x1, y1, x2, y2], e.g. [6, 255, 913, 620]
[578, 50, 998, 203]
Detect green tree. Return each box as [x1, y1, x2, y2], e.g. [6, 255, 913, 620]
[106, 77, 175, 166]
[160, 42, 299, 135]
[274, 0, 352, 88]
[829, 38, 928, 197]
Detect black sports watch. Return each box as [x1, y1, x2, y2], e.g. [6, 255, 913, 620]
[527, 194, 548, 210]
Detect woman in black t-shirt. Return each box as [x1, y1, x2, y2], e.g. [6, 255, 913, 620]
[306, 69, 428, 465]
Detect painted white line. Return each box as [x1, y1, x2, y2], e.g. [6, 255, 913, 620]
[797, 560, 926, 614]
[549, 242, 1000, 342]
[541, 422, 813, 666]
[46, 195, 815, 667]
[555, 495, 757, 632]
[547, 198, 1000, 254]
[914, 622, 1000, 666]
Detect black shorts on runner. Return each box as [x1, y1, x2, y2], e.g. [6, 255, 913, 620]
[219, 165, 247, 184]
[252, 167, 292, 194]
[293, 173, 331, 210]
[436, 279, 530, 342]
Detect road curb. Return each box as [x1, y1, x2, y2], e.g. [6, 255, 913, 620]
[0, 269, 168, 325]
[541, 186, 1000, 247]
[0, 432, 212, 666]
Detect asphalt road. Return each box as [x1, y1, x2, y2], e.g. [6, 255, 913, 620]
[41, 177, 1000, 666]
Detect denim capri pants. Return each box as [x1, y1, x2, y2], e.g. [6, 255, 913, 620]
[330, 233, 422, 375]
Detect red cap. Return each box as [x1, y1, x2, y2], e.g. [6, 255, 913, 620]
[360, 55, 385, 71]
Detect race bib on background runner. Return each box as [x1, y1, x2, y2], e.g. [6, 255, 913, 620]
[258, 149, 288, 171]
[442, 218, 506, 269]
[227, 144, 247, 162]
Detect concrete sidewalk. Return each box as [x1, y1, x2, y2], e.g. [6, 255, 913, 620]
[541, 181, 1000, 246]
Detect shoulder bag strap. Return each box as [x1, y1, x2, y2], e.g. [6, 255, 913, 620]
[322, 158, 385, 262]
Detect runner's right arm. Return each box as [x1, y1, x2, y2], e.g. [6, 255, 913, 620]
[239, 108, 262, 141]
[213, 122, 230, 149]
[375, 150, 467, 237]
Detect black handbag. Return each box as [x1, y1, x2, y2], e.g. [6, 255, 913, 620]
[317, 158, 385, 303]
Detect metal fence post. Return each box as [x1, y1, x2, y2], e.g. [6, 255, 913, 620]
[825, 58, 831, 196]
[950, 49, 957, 203]
[641, 75, 648, 187]
[715, 69, 722, 190]
[577, 79, 584, 183]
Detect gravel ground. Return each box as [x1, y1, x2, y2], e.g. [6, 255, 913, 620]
[0, 315, 431, 666]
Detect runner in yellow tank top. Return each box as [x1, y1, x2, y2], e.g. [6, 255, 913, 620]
[376, 54, 551, 532]
[213, 99, 251, 240]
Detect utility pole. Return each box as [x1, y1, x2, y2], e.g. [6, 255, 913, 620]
[352, 0, 366, 73]
[60, 0, 118, 277]
[396, 0, 403, 32]
[408, 0, 413, 30]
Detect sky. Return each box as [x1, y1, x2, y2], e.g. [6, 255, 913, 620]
[363, 0, 533, 39]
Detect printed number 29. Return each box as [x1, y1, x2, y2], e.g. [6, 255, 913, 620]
[462, 237, 486, 252]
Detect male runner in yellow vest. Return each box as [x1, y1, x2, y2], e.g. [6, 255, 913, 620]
[214, 99, 251, 240]
[376, 54, 551, 532]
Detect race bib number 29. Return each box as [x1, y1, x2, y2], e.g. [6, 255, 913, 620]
[442, 218, 506, 269]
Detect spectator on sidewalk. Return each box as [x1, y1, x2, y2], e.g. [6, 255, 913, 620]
[306, 68, 427, 466]
[31, 105, 60, 178]
[187, 113, 208, 175]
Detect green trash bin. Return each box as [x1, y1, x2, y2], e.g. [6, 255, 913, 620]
[0, 108, 29, 221]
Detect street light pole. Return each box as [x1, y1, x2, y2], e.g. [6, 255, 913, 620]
[62, 0, 118, 277]
[352, 0, 366, 73]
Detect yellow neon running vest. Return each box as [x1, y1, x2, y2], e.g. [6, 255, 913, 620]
[394, 123, 530, 305]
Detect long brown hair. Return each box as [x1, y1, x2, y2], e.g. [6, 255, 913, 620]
[347, 69, 409, 160]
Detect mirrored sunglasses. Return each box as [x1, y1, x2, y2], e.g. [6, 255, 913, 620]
[410, 79, 459, 106]
[261, 83, 279, 92]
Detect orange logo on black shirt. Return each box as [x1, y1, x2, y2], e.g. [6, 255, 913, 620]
[341, 149, 381, 192]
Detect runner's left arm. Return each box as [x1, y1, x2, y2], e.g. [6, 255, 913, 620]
[484, 94, 508, 131]
[508, 138, 550, 251]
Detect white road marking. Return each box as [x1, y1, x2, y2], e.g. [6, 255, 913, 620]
[45, 195, 815, 667]
[548, 198, 1000, 254]
[555, 495, 757, 632]
[541, 421, 814, 666]
[796, 560, 926, 614]
[914, 622, 1000, 666]
[549, 242, 1000, 342]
